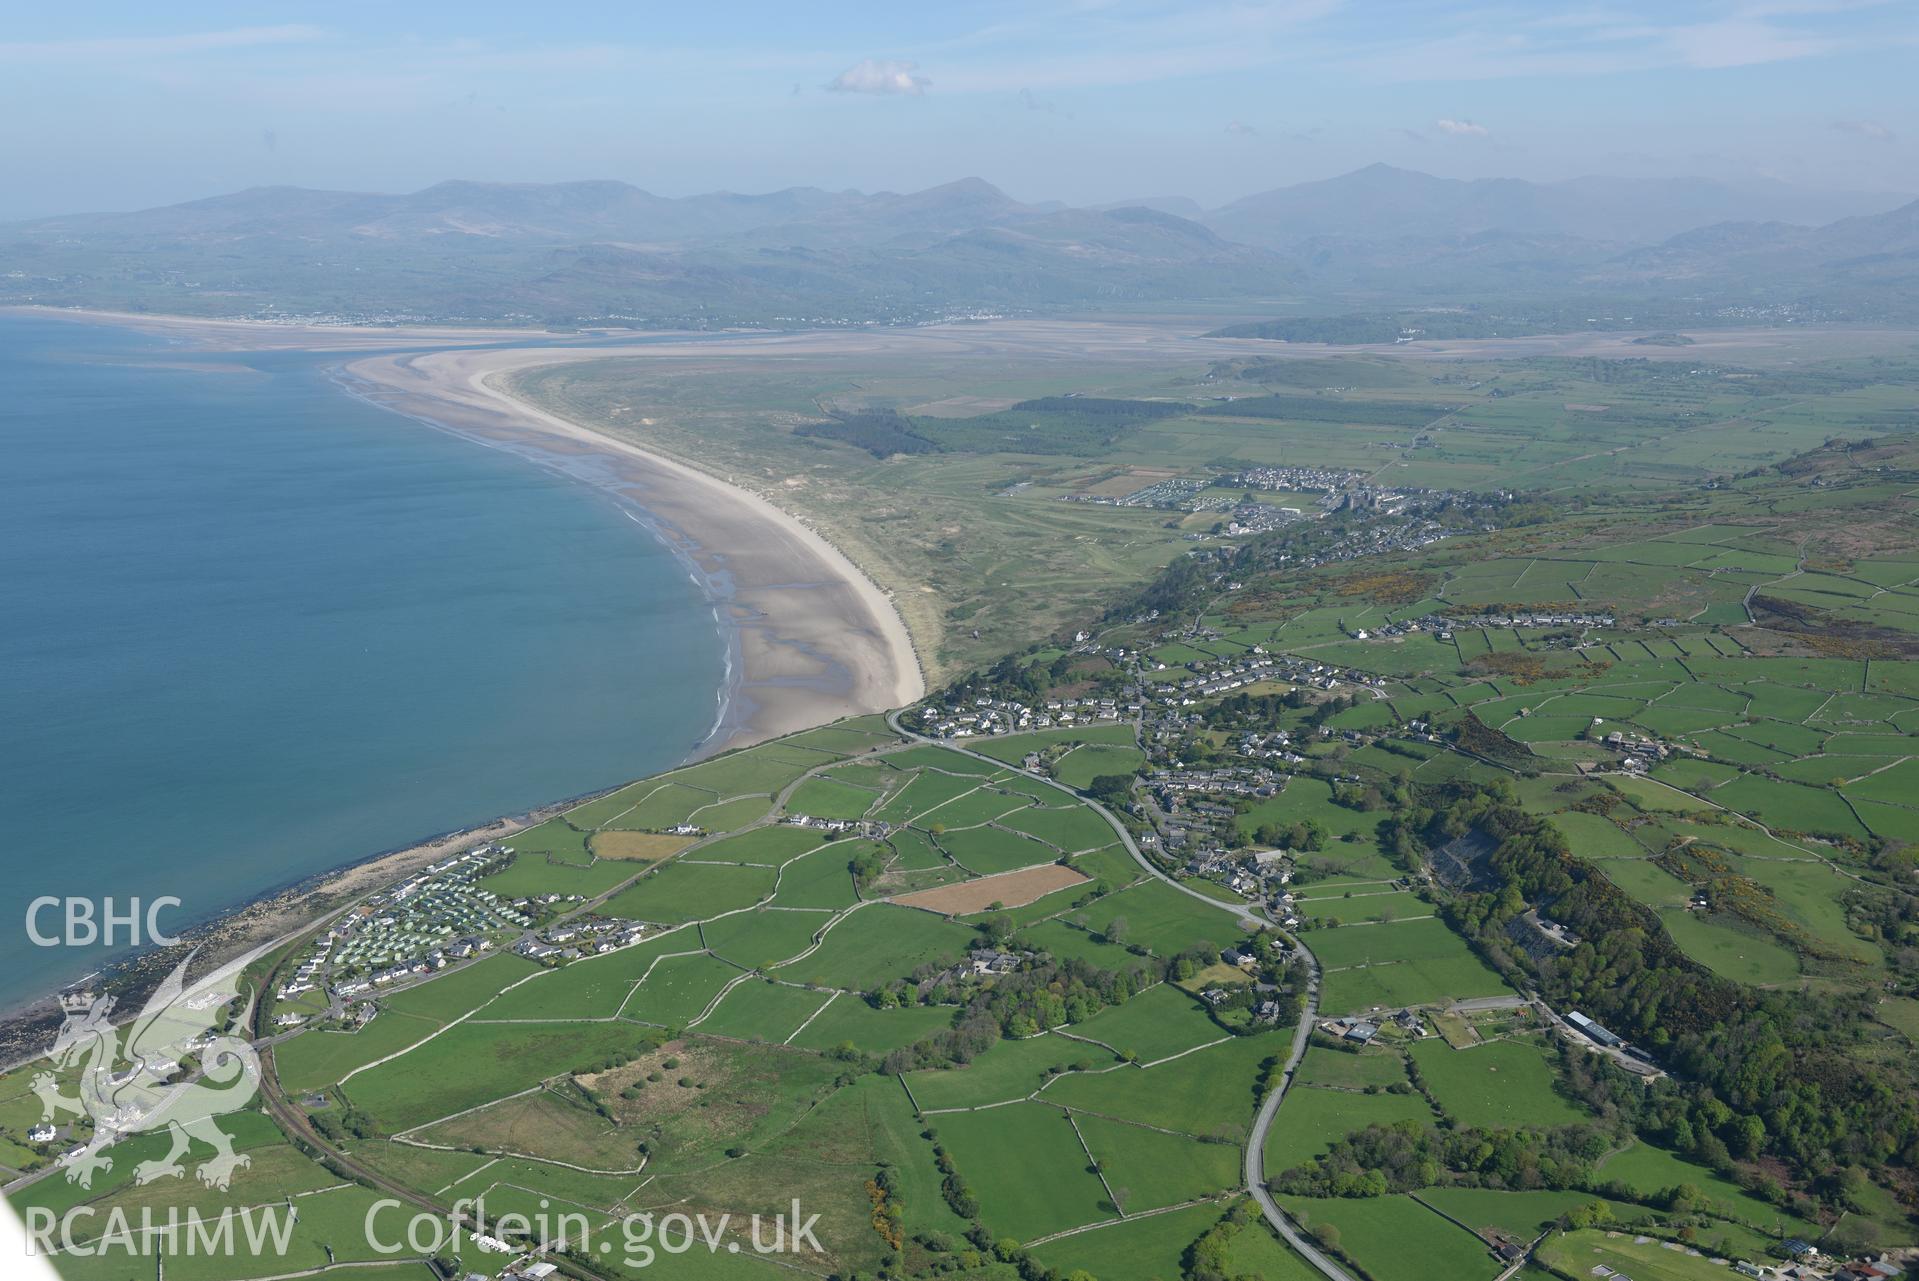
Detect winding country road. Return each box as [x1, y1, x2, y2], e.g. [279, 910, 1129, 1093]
[1243, 946, 1359, 1281]
[886, 713, 1356, 1281]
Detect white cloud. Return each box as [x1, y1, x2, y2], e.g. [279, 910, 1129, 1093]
[1831, 118, 1895, 141]
[826, 58, 929, 96]
[1435, 117, 1489, 137]
[1226, 119, 1259, 136]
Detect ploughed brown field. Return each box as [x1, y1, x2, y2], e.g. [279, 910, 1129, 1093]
[891, 864, 1091, 915]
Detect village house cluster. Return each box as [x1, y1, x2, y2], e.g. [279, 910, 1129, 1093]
[917, 692, 1139, 738]
[1345, 610, 1617, 644]
[1221, 465, 1368, 493]
[516, 914, 649, 964]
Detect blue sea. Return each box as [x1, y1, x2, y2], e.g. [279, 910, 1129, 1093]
[0, 314, 725, 1012]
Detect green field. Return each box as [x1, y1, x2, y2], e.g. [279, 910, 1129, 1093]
[1074, 1114, 1243, 1211]
[343, 1021, 646, 1129]
[1595, 1141, 1811, 1235]
[1042, 1034, 1278, 1139]
[1280, 1194, 1501, 1281]
[934, 1102, 1115, 1241]
[907, 1031, 1117, 1110]
[694, 977, 835, 1042]
[1031, 1200, 1233, 1279]
[600, 859, 778, 923]
[770, 903, 977, 989]
[1313, 918, 1514, 1014]
[1064, 982, 1227, 1062]
[1409, 1038, 1590, 1128]
[621, 951, 744, 1025]
[1261, 1085, 1435, 1175]
[1538, 1228, 1752, 1281]
[1082, 879, 1253, 958]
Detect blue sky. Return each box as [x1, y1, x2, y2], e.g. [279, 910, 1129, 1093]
[1, 1, 1912, 217]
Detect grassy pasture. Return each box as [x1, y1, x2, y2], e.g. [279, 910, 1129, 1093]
[692, 824, 829, 863]
[599, 781, 717, 831]
[380, 952, 542, 1023]
[908, 1032, 1117, 1110]
[998, 800, 1118, 851]
[599, 859, 777, 923]
[273, 1010, 443, 1094]
[477, 849, 635, 900]
[47, 1182, 483, 1281]
[1016, 917, 1148, 969]
[918, 784, 1034, 829]
[595, 1039, 849, 1177]
[1075, 1113, 1243, 1210]
[1409, 1038, 1589, 1128]
[1318, 955, 1513, 1016]
[936, 823, 1062, 874]
[1419, 1188, 1648, 1239]
[767, 845, 861, 908]
[1065, 983, 1227, 1062]
[1597, 1141, 1811, 1234]
[1224, 1218, 1326, 1280]
[761, 1072, 972, 1240]
[1293, 1046, 1407, 1090]
[416, 1085, 640, 1170]
[344, 1021, 645, 1130]
[1084, 879, 1253, 958]
[771, 904, 977, 989]
[478, 929, 697, 1020]
[1042, 1034, 1277, 1139]
[1054, 743, 1149, 789]
[876, 768, 994, 826]
[620, 952, 743, 1026]
[1032, 1200, 1236, 1281]
[669, 744, 833, 797]
[1261, 1085, 1435, 1175]
[933, 1102, 1115, 1240]
[1659, 908, 1804, 986]
[786, 995, 955, 1054]
[701, 907, 829, 968]
[694, 978, 834, 1043]
[590, 829, 694, 861]
[785, 776, 879, 820]
[1280, 1194, 1501, 1281]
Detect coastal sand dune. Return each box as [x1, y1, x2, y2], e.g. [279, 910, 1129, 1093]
[343, 345, 924, 750]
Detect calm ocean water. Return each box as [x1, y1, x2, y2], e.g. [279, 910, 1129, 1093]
[0, 315, 725, 1012]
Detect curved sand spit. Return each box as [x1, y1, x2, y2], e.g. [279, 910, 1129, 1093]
[343, 344, 925, 749]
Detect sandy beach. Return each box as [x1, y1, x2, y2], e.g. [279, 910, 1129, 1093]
[342, 343, 925, 748]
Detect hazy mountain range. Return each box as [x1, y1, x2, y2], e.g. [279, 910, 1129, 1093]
[3, 165, 1914, 328]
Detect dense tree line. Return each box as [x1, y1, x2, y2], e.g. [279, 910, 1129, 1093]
[879, 953, 1150, 1074]
[1421, 781, 1919, 1209]
[1272, 1118, 1615, 1198]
